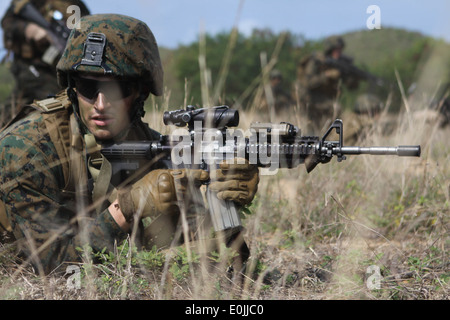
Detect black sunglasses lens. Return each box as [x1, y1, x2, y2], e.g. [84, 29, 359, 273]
[75, 78, 99, 99]
[99, 82, 134, 100]
[119, 83, 134, 97]
[74, 78, 134, 100]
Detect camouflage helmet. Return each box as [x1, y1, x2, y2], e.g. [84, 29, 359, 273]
[324, 36, 345, 55]
[57, 14, 163, 96]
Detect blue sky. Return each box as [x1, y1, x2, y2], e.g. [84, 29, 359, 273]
[0, 0, 449, 49]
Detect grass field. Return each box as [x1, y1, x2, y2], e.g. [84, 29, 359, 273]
[0, 103, 448, 300]
[0, 28, 448, 299]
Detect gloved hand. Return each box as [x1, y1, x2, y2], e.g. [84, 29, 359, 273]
[208, 159, 259, 206]
[324, 68, 340, 79]
[25, 23, 48, 43]
[118, 169, 209, 221]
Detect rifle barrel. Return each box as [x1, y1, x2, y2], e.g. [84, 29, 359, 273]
[336, 145, 420, 157]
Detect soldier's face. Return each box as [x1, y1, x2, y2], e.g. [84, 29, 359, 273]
[75, 75, 139, 140]
[331, 48, 342, 59]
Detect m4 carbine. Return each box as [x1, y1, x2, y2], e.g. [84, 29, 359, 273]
[101, 106, 420, 235]
[17, 3, 71, 66]
[324, 56, 385, 87]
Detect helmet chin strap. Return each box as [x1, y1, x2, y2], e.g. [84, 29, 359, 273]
[66, 78, 87, 133]
[129, 92, 147, 124]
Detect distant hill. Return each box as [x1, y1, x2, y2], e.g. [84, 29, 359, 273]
[342, 27, 429, 66]
[337, 27, 449, 110]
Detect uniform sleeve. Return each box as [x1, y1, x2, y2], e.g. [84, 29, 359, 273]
[0, 128, 128, 274]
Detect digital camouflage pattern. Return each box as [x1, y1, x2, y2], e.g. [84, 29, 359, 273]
[0, 108, 123, 273]
[56, 14, 164, 96]
[0, 94, 161, 274]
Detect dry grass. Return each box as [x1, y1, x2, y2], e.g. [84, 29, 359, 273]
[0, 104, 448, 300]
[0, 21, 448, 299]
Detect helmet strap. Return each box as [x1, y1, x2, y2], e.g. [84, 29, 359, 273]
[128, 81, 149, 124]
[67, 76, 91, 135]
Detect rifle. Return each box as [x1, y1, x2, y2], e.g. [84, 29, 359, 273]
[101, 105, 420, 239]
[324, 56, 385, 87]
[17, 3, 71, 66]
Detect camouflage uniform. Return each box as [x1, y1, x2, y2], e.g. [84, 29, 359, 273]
[0, 14, 163, 274]
[1, 0, 90, 127]
[0, 100, 161, 273]
[297, 36, 360, 133]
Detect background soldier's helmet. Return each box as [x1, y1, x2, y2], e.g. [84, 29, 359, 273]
[56, 14, 163, 96]
[324, 36, 345, 55]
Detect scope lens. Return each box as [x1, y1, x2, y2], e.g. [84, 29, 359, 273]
[219, 109, 239, 127]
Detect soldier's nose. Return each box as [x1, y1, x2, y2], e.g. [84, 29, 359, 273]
[94, 92, 111, 111]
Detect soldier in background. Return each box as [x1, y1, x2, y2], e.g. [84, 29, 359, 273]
[0, 0, 90, 127]
[342, 93, 384, 145]
[437, 95, 450, 127]
[296, 36, 361, 133]
[260, 69, 294, 120]
[409, 82, 450, 128]
[268, 69, 294, 112]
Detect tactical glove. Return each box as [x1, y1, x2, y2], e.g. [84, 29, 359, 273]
[25, 23, 48, 43]
[118, 169, 209, 222]
[324, 68, 341, 79]
[208, 159, 259, 206]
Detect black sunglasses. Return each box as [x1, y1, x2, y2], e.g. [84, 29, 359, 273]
[73, 77, 135, 101]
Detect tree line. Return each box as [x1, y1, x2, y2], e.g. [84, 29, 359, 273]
[170, 27, 449, 112]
